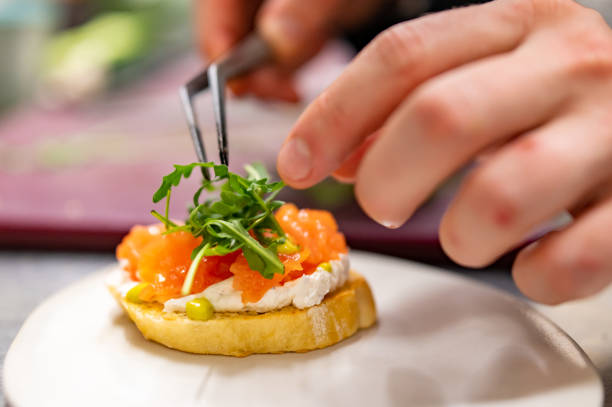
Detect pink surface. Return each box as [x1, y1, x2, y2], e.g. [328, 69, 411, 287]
[0, 46, 451, 257]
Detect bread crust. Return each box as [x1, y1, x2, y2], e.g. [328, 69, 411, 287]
[108, 271, 377, 356]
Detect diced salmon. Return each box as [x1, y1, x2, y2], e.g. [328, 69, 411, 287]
[230, 248, 310, 303]
[115, 224, 164, 280]
[275, 203, 347, 265]
[116, 226, 236, 302]
[232, 204, 348, 303]
[115, 203, 348, 304]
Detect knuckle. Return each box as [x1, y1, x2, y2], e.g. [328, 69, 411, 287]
[564, 21, 612, 78]
[545, 246, 600, 298]
[531, 0, 581, 18]
[367, 22, 425, 77]
[410, 87, 467, 139]
[505, 0, 537, 32]
[312, 89, 352, 133]
[570, 250, 601, 274]
[529, 1, 612, 79]
[556, 232, 602, 273]
[571, 49, 612, 80]
[467, 168, 521, 228]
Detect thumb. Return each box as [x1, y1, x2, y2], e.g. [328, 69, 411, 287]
[257, 0, 344, 67]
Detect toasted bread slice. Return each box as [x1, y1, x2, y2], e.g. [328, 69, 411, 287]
[108, 271, 376, 357]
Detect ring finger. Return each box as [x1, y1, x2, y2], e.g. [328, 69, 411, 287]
[440, 108, 612, 267]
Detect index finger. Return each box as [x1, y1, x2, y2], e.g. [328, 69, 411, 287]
[277, 0, 533, 188]
[196, 0, 261, 60]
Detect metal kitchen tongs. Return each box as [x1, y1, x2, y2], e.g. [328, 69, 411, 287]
[179, 33, 272, 179]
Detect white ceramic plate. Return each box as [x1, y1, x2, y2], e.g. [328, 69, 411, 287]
[3, 251, 603, 407]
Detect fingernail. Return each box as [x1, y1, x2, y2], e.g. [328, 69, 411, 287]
[278, 138, 312, 182]
[356, 193, 407, 230]
[379, 220, 402, 229]
[354, 166, 408, 230]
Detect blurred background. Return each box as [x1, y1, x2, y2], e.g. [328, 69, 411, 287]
[0, 0, 610, 263]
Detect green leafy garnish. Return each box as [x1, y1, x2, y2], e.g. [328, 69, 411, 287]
[151, 162, 287, 296]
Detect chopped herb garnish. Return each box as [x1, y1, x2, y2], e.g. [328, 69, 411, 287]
[151, 162, 287, 295]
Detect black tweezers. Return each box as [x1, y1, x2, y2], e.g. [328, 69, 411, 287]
[179, 34, 271, 178]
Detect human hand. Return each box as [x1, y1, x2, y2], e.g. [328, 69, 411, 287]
[276, 0, 612, 304]
[196, 0, 385, 101]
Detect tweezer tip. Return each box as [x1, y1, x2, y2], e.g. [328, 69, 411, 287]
[200, 165, 211, 180]
[219, 149, 228, 166]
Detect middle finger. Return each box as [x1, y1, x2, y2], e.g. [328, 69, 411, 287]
[355, 43, 573, 227]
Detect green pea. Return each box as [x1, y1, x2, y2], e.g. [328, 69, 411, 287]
[125, 282, 149, 304]
[319, 262, 332, 273]
[277, 239, 299, 255]
[186, 297, 214, 321]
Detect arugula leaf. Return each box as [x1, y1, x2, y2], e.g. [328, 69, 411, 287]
[244, 162, 269, 181]
[152, 162, 287, 295]
[153, 162, 223, 203]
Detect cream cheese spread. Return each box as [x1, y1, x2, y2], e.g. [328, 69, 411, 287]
[107, 254, 350, 314]
[164, 254, 349, 313]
